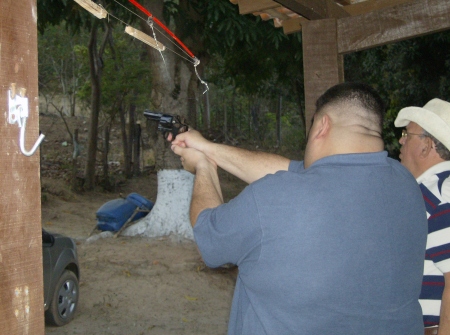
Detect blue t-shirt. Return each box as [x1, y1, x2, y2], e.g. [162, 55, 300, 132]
[194, 152, 427, 335]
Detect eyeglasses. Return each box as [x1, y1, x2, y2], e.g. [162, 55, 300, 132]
[401, 129, 426, 138]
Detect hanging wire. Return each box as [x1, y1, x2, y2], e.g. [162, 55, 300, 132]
[78, 0, 209, 93]
[147, 16, 169, 76]
[195, 63, 209, 94]
[127, 0, 196, 58]
[110, 0, 196, 65]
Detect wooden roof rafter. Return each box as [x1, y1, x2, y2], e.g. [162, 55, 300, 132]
[230, 0, 450, 129]
[231, 0, 416, 34]
[273, 0, 349, 20]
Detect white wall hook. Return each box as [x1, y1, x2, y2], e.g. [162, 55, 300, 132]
[8, 88, 45, 157]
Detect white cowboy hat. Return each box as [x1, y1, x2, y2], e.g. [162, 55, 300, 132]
[395, 98, 450, 150]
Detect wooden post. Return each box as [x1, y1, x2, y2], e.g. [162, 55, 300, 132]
[302, 19, 344, 130]
[0, 1, 44, 334]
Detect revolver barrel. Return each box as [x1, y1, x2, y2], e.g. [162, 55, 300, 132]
[143, 109, 188, 140]
[143, 110, 163, 121]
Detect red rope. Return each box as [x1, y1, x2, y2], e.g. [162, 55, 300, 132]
[128, 0, 196, 59]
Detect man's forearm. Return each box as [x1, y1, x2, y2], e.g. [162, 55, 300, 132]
[190, 163, 223, 226]
[204, 143, 290, 184]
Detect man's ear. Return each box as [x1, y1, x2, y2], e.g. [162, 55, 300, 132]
[420, 137, 434, 158]
[313, 114, 331, 139]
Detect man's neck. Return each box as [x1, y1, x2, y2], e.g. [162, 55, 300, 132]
[329, 132, 384, 156]
[415, 158, 447, 179]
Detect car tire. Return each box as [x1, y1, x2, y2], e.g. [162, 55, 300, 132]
[45, 270, 79, 326]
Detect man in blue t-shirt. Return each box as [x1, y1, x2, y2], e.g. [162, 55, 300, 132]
[171, 83, 427, 334]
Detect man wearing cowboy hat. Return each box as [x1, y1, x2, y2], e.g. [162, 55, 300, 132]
[395, 98, 450, 335]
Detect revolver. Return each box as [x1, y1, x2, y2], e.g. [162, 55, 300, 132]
[143, 110, 189, 140]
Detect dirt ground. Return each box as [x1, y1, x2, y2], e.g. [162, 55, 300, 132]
[42, 173, 243, 335]
[39, 114, 246, 335]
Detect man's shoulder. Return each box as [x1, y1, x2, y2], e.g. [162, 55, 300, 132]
[288, 160, 304, 172]
[419, 162, 450, 203]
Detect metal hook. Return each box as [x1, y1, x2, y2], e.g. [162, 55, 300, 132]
[193, 59, 209, 94]
[19, 117, 45, 157]
[8, 89, 45, 157]
[146, 16, 154, 28]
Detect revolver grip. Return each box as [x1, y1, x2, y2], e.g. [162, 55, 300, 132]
[165, 115, 188, 140]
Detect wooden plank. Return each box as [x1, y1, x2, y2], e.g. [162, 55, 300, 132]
[274, 0, 349, 20]
[237, 0, 279, 15]
[282, 16, 308, 34]
[338, 0, 450, 53]
[343, 0, 414, 16]
[335, 0, 352, 5]
[0, 0, 44, 334]
[263, 8, 290, 20]
[302, 19, 344, 129]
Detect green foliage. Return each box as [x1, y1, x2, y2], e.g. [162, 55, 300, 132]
[101, 31, 153, 118]
[38, 0, 140, 34]
[163, 0, 303, 97]
[345, 30, 450, 157]
[75, 26, 153, 119]
[38, 0, 305, 153]
[201, 84, 306, 153]
[38, 23, 90, 114]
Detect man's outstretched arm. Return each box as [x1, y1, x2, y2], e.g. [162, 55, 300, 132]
[171, 145, 223, 226]
[171, 129, 290, 184]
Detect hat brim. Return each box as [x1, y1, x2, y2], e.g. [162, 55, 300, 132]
[395, 106, 450, 150]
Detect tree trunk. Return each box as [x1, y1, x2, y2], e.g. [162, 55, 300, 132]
[187, 71, 197, 128]
[84, 22, 101, 190]
[295, 78, 307, 137]
[276, 94, 282, 147]
[126, 104, 135, 178]
[133, 123, 141, 177]
[102, 126, 111, 191]
[119, 104, 130, 178]
[125, 0, 197, 239]
[204, 90, 211, 131]
[71, 129, 81, 192]
[223, 98, 228, 141]
[84, 21, 111, 190]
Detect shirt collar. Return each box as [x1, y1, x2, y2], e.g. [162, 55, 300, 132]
[416, 161, 450, 183]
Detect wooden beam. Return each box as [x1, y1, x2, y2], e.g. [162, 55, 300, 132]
[343, 0, 414, 16]
[302, 19, 344, 129]
[338, 0, 450, 53]
[335, 0, 352, 5]
[237, 0, 279, 15]
[0, 1, 44, 334]
[274, 0, 349, 20]
[263, 8, 290, 21]
[283, 16, 309, 34]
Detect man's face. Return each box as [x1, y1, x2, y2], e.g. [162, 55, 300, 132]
[398, 121, 427, 178]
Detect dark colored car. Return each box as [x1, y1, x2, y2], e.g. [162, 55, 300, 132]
[42, 229, 80, 326]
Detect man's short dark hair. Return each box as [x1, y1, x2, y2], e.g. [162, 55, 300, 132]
[315, 82, 386, 130]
